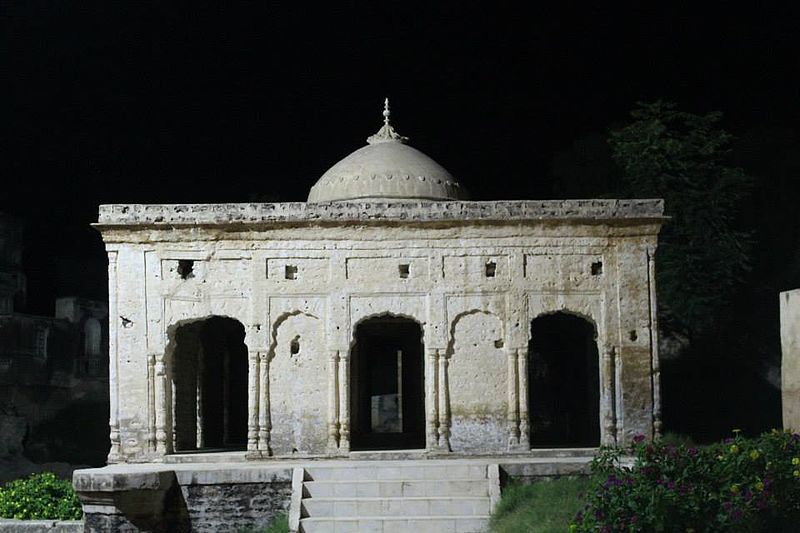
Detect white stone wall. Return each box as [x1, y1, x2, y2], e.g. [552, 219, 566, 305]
[782, 289, 800, 431]
[98, 201, 663, 462]
[268, 311, 327, 455]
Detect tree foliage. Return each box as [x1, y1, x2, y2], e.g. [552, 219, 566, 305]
[609, 101, 753, 336]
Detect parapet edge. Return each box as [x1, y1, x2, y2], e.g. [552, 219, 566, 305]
[96, 199, 665, 227]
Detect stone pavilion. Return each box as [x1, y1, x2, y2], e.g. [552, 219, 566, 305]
[93, 100, 665, 465]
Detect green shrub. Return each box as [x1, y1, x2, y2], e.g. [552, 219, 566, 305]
[0, 472, 82, 520]
[571, 430, 800, 532]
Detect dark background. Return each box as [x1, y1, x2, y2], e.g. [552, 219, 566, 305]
[2, 2, 798, 440]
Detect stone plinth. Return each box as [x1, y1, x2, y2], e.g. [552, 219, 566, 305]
[781, 289, 800, 431]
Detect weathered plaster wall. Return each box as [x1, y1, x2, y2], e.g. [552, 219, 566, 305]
[269, 312, 327, 455]
[96, 200, 664, 462]
[781, 289, 800, 431]
[448, 311, 507, 452]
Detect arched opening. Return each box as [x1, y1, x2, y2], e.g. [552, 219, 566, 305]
[171, 316, 248, 452]
[350, 316, 425, 451]
[529, 313, 600, 447]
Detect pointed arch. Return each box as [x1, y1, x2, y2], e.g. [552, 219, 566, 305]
[166, 315, 249, 452]
[349, 314, 425, 450]
[528, 311, 600, 447]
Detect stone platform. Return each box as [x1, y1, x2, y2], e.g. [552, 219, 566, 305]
[73, 452, 594, 532]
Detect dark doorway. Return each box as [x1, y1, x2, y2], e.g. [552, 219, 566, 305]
[172, 316, 248, 452]
[528, 313, 600, 447]
[350, 316, 425, 451]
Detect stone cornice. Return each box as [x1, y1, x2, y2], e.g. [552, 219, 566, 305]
[95, 199, 665, 228]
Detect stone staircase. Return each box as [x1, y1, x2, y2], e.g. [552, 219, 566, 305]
[290, 460, 500, 533]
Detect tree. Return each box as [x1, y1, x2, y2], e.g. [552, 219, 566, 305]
[609, 101, 753, 338]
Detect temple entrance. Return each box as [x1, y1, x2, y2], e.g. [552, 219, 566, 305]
[171, 316, 248, 452]
[350, 316, 425, 451]
[528, 313, 600, 447]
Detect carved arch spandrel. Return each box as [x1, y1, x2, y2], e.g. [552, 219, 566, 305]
[525, 294, 604, 343]
[347, 310, 426, 349]
[347, 294, 429, 348]
[162, 298, 252, 350]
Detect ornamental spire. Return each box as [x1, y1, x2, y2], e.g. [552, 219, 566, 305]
[367, 97, 409, 145]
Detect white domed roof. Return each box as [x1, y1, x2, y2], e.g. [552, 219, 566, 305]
[307, 100, 467, 203]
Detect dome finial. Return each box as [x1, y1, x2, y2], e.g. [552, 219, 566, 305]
[367, 97, 409, 145]
[383, 97, 391, 126]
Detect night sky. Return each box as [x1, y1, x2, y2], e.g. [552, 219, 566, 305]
[2, 2, 799, 315]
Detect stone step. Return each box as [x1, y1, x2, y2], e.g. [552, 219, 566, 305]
[304, 464, 487, 481]
[304, 479, 489, 498]
[299, 515, 489, 533]
[302, 496, 490, 517]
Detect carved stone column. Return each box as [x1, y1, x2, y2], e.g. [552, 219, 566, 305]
[648, 248, 663, 439]
[425, 348, 440, 449]
[146, 353, 156, 453]
[326, 350, 340, 451]
[437, 352, 451, 451]
[106, 252, 122, 463]
[506, 347, 520, 448]
[171, 375, 177, 452]
[222, 348, 230, 446]
[602, 345, 618, 446]
[154, 353, 171, 455]
[247, 350, 259, 452]
[516, 348, 530, 448]
[196, 347, 205, 449]
[257, 352, 271, 454]
[338, 352, 351, 452]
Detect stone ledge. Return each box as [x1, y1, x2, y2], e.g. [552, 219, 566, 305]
[72, 467, 174, 492]
[96, 199, 665, 226]
[0, 518, 82, 532]
[73, 465, 294, 489]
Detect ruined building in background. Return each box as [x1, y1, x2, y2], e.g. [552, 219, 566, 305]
[0, 213, 110, 478]
[93, 102, 665, 464]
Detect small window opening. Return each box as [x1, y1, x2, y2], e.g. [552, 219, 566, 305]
[629, 330, 638, 342]
[591, 261, 603, 276]
[485, 261, 497, 277]
[177, 260, 194, 280]
[285, 265, 298, 280]
[494, 339, 504, 349]
[398, 264, 410, 279]
[290, 336, 300, 355]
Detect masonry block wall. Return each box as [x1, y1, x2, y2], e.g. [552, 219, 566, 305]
[95, 200, 664, 463]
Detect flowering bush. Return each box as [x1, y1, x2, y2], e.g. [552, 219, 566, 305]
[0, 472, 82, 520]
[571, 430, 800, 532]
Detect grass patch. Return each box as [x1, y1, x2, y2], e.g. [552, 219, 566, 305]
[240, 512, 288, 533]
[262, 513, 288, 533]
[490, 477, 590, 533]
